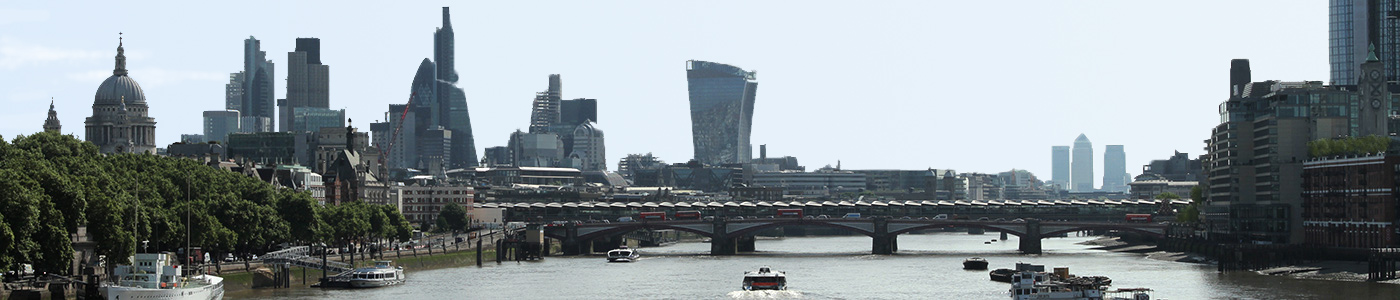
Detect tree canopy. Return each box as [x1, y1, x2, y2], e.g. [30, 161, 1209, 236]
[0, 132, 413, 274]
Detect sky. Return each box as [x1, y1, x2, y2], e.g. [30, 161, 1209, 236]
[0, 1, 1327, 188]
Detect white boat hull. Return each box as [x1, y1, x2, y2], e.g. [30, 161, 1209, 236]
[102, 275, 224, 300]
[349, 278, 405, 288]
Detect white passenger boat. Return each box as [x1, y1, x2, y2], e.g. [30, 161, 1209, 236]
[348, 261, 405, 288]
[101, 252, 224, 300]
[1009, 269, 1103, 300]
[742, 266, 786, 291]
[607, 246, 639, 262]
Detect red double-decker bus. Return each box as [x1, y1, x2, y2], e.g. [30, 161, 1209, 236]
[777, 209, 803, 218]
[674, 210, 702, 220]
[640, 212, 667, 221]
[1125, 214, 1153, 222]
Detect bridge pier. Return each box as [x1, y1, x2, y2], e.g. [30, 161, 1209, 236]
[871, 217, 897, 255]
[1000, 231, 1008, 240]
[711, 218, 736, 255]
[561, 223, 583, 255]
[1018, 219, 1042, 254]
[736, 235, 756, 252]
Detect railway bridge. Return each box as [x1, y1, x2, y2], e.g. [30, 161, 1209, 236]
[542, 218, 1167, 255]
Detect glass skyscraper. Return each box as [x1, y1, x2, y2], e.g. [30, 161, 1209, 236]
[686, 60, 757, 165]
[1071, 134, 1094, 192]
[1051, 146, 1069, 190]
[1329, 0, 1400, 85]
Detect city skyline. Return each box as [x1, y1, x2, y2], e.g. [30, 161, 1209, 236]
[0, 1, 1328, 179]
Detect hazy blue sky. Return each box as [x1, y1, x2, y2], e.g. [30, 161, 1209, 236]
[0, 1, 1325, 188]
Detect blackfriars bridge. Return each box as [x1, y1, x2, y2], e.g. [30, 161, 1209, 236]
[543, 218, 1168, 255]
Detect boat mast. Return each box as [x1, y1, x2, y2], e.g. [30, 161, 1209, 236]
[186, 168, 191, 269]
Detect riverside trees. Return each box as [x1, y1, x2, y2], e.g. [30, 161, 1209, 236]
[0, 132, 413, 274]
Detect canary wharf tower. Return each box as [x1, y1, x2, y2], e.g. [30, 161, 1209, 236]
[686, 60, 757, 165]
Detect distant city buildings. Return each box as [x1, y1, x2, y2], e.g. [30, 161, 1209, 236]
[233, 36, 275, 133]
[396, 182, 474, 225]
[618, 153, 665, 183]
[86, 36, 157, 154]
[202, 110, 240, 144]
[1050, 146, 1069, 190]
[372, 7, 478, 178]
[686, 60, 757, 165]
[280, 38, 332, 133]
[180, 134, 205, 144]
[1136, 151, 1202, 182]
[1101, 145, 1127, 192]
[1071, 134, 1094, 192]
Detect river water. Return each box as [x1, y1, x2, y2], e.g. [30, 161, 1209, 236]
[231, 232, 1400, 299]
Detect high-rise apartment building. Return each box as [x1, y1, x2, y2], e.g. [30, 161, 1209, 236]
[281, 38, 332, 132]
[1051, 146, 1070, 190]
[686, 60, 757, 165]
[1203, 58, 1389, 244]
[1071, 134, 1094, 192]
[1102, 145, 1127, 192]
[236, 36, 275, 132]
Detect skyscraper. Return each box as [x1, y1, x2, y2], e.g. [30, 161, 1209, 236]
[435, 7, 477, 169]
[529, 74, 562, 134]
[1102, 145, 1127, 192]
[1329, 0, 1400, 85]
[378, 7, 480, 177]
[281, 37, 332, 132]
[239, 36, 275, 132]
[1071, 134, 1094, 192]
[686, 60, 757, 165]
[1051, 146, 1069, 190]
[203, 110, 240, 143]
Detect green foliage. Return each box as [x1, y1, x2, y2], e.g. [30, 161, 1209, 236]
[0, 132, 413, 274]
[438, 203, 469, 233]
[1308, 135, 1391, 158]
[1189, 186, 1202, 202]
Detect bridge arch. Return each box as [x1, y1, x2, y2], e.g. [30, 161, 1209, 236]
[1040, 225, 1165, 238]
[724, 220, 877, 238]
[565, 222, 717, 241]
[886, 223, 1026, 237]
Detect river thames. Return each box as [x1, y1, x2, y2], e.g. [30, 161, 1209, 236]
[231, 232, 1400, 299]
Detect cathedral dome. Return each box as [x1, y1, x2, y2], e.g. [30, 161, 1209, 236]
[93, 37, 145, 105]
[94, 75, 146, 105]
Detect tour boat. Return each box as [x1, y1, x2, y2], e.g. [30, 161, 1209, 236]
[964, 257, 989, 270]
[347, 261, 406, 288]
[607, 246, 639, 262]
[742, 266, 787, 291]
[1009, 269, 1104, 300]
[101, 252, 224, 300]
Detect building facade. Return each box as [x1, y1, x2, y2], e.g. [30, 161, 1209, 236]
[568, 122, 606, 171]
[1301, 154, 1399, 248]
[686, 60, 757, 165]
[280, 37, 331, 132]
[44, 100, 60, 133]
[1203, 58, 1389, 244]
[237, 36, 275, 132]
[397, 184, 474, 225]
[1071, 134, 1094, 192]
[86, 37, 157, 154]
[1329, 0, 1400, 86]
[1051, 146, 1070, 190]
[203, 110, 240, 143]
[1102, 145, 1127, 192]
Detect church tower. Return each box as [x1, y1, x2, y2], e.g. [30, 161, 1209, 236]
[43, 98, 61, 133]
[1359, 44, 1390, 137]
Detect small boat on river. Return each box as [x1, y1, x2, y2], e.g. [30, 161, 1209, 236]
[347, 261, 405, 288]
[742, 266, 787, 291]
[990, 268, 1015, 282]
[964, 257, 989, 270]
[607, 246, 639, 262]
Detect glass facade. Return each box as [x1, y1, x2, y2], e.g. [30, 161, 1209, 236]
[686, 60, 757, 165]
[291, 107, 345, 133]
[1330, 0, 1363, 85]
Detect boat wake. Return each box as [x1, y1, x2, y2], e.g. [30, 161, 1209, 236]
[726, 290, 804, 299]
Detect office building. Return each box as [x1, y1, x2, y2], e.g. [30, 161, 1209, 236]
[1329, 0, 1400, 86]
[482, 146, 511, 167]
[561, 98, 597, 126]
[180, 134, 205, 144]
[236, 36, 275, 132]
[1203, 58, 1389, 244]
[203, 110, 240, 143]
[618, 153, 665, 182]
[530, 74, 562, 134]
[1138, 151, 1203, 182]
[378, 7, 479, 177]
[86, 36, 157, 154]
[568, 122, 606, 171]
[1302, 154, 1399, 248]
[225, 132, 314, 166]
[750, 170, 866, 197]
[1102, 145, 1127, 192]
[686, 60, 757, 165]
[397, 184, 475, 224]
[1071, 134, 1094, 192]
[289, 107, 344, 133]
[1051, 146, 1070, 189]
[507, 130, 564, 168]
[281, 38, 331, 132]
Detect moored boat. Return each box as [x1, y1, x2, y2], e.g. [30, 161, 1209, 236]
[607, 246, 639, 262]
[101, 252, 224, 300]
[347, 261, 405, 288]
[742, 266, 786, 291]
[990, 268, 1015, 283]
[964, 257, 989, 270]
